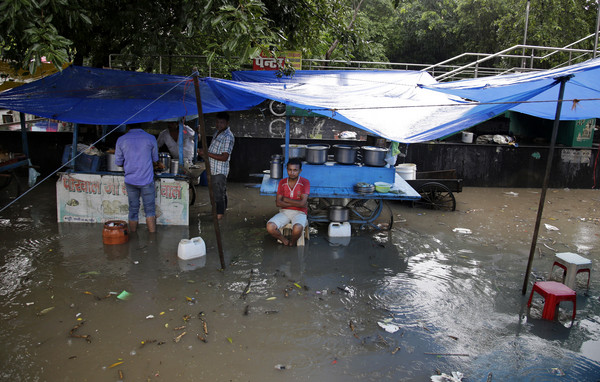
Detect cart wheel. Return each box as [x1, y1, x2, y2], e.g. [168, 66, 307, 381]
[412, 182, 456, 211]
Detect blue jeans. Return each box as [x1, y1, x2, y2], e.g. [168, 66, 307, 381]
[125, 182, 155, 221]
[212, 174, 227, 214]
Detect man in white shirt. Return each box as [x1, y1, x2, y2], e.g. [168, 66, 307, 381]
[156, 121, 196, 164]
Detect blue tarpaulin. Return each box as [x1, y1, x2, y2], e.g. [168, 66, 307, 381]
[0, 66, 264, 125]
[2, 60, 600, 142]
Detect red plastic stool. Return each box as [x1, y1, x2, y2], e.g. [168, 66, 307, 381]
[527, 281, 576, 321]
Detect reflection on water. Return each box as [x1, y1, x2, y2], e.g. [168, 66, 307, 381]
[1, 183, 600, 381]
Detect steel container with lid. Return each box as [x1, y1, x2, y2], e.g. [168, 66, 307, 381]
[159, 152, 171, 171]
[270, 154, 283, 179]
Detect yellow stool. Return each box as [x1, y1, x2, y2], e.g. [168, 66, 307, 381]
[280, 223, 310, 246]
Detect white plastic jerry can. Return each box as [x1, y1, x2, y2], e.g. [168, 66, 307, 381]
[177, 237, 206, 260]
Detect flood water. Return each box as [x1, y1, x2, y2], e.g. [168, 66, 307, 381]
[1, 180, 600, 381]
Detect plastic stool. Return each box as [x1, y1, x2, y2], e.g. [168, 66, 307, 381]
[527, 281, 576, 321]
[280, 223, 309, 246]
[551, 252, 592, 290]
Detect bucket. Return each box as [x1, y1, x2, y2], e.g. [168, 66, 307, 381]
[102, 220, 129, 245]
[328, 222, 351, 237]
[461, 131, 474, 143]
[396, 163, 417, 180]
[177, 237, 206, 260]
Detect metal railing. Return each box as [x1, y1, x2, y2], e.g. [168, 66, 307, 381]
[108, 34, 598, 81]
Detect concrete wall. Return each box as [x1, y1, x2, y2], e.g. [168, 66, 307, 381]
[2, 132, 598, 189]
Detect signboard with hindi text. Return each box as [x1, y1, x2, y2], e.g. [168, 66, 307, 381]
[56, 173, 189, 225]
[253, 51, 302, 71]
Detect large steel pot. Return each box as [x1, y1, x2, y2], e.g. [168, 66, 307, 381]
[106, 153, 123, 172]
[332, 144, 359, 165]
[306, 144, 329, 164]
[281, 144, 306, 159]
[329, 206, 349, 222]
[361, 146, 387, 167]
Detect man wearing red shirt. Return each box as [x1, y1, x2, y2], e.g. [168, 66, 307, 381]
[266, 158, 310, 246]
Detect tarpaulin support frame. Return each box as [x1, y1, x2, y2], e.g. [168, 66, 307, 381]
[521, 75, 573, 295]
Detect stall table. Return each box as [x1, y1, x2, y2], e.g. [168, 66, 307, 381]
[260, 162, 420, 229]
[56, 171, 191, 225]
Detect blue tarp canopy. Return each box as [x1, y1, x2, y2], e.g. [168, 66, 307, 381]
[2, 60, 600, 142]
[0, 66, 264, 125]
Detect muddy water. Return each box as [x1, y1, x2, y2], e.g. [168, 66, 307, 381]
[1, 182, 599, 381]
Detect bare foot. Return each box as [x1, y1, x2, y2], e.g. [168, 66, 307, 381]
[280, 237, 290, 246]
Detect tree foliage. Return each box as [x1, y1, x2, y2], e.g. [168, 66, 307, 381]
[1, 0, 599, 75]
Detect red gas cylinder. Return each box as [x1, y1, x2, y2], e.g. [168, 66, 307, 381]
[102, 220, 129, 245]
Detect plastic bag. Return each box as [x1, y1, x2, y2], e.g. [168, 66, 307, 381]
[28, 160, 40, 188]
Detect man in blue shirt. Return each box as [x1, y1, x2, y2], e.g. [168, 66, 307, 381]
[115, 124, 159, 232]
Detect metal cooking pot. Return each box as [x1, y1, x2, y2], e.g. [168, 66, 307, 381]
[361, 146, 387, 167]
[306, 144, 329, 164]
[281, 144, 306, 159]
[332, 144, 359, 165]
[106, 152, 123, 172]
[329, 206, 349, 222]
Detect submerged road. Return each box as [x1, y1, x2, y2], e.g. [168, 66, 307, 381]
[1, 180, 599, 381]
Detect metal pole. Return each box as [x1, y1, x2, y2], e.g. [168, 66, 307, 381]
[522, 0, 531, 68]
[594, 0, 600, 58]
[521, 75, 572, 295]
[19, 112, 29, 158]
[192, 69, 226, 270]
[178, 119, 184, 169]
[284, 115, 290, 164]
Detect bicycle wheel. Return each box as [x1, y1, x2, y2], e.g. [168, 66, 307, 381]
[269, 100, 286, 116]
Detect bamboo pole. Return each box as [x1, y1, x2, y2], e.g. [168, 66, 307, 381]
[192, 69, 226, 269]
[521, 75, 572, 295]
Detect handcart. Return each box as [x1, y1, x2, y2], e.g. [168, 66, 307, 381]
[406, 169, 463, 211]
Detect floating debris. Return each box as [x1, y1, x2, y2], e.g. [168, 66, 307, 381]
[69, 321, 91, 343]
[266, 297, 277, 301]
[452, 228, 472, 234]
[146, 315, 154, 319]
[108, 361, 123, 369]
[430, 371, 464, 382]
[544, 223, 559, 231]
[116, 290, 131, 301]
[349, 320, 360, 339]
[274, 364, 291, 370]
[174, 331, 187, 343]
[391, 347, 401, 354]
[550, 368, 565, 376]
[378, 322, 400, 333]
[37, 307, 55, 316]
